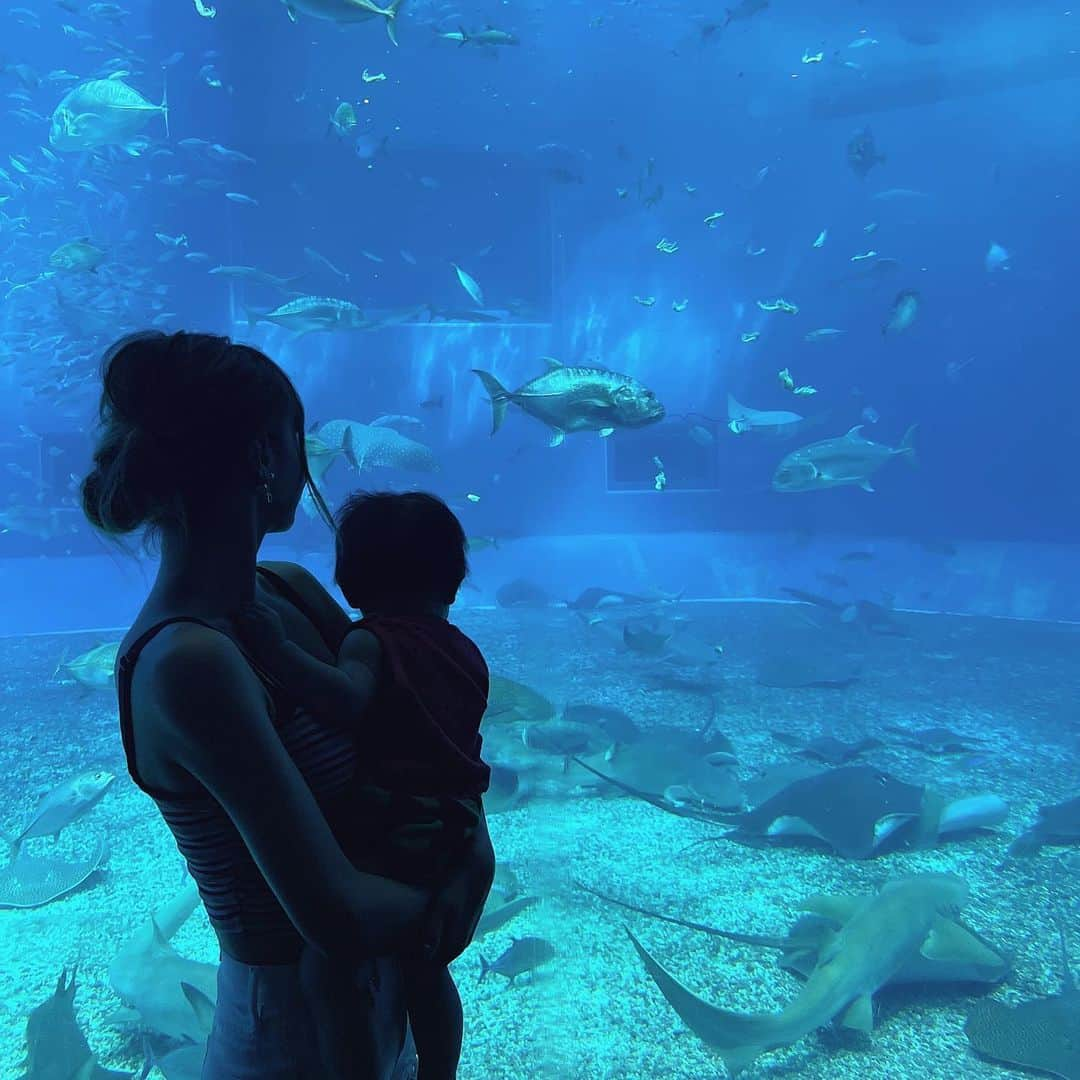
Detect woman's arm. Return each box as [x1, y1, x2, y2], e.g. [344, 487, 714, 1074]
[149, 624, 430, 964]
[234, 602, 378, 726]
[258, 561, 352, 652]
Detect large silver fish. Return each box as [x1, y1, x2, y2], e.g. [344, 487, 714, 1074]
[473, 358, 665, 446]
[49, 77, 168, 152]
[772, 425, 917, 493]
[282, 0, 403, 44]
[9, 768, 115, 853]
[247, 295, 367, 336]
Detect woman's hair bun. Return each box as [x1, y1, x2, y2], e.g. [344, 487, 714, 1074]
[82, 331, 301, 536]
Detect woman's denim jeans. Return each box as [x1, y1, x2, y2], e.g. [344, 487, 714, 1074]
[201, 951, 417, 1079]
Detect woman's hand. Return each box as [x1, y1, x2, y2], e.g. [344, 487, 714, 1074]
[422, 809, 496, 967]
[233, 600, 289, 663]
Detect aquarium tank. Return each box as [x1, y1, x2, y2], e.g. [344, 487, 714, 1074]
[1, 1, 1078, 1077]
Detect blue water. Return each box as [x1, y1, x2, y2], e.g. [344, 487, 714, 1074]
[1, 2, 1079, 1078]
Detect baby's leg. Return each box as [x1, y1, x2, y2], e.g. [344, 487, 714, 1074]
[404, 962, 463, 1080]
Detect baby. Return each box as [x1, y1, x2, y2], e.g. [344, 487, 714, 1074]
[237, 491, 491, 1080]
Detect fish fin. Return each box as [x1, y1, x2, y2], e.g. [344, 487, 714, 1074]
[625, 927, 766, 1077]
[844, 424, 865, 439]
[599, 427, 615, 437]
[859, 480, 875, 493]
[541, 355, 563, 369]
[342, 427, 360, 469]
[180, 981, 216, 1033]
[549, 430, 565, 448]
[285, 3, 298, 21]
[472, 369, 511, 434]
[899, 423, 918, 465]
[840, 993, 874, 1032]
[160, 65, 169, 138]
[383, 0, 402, 46]
[798, 894, 859, 925]
[459, 25, 468, 45]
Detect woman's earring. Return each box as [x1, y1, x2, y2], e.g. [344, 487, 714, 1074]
[259, 467, 276, 505]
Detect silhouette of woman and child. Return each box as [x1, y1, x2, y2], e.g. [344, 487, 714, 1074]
[82, 330, 496, 1079]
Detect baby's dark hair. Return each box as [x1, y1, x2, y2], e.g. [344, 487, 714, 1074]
[334, 491, 468, 612]
[81, 330, 332, 539]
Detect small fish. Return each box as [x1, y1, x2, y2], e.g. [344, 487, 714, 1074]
[851, 250, 878, 262]
[155, 232, 188, 247]
[746, 245, 767, 256]
[740, 331, 760, 343]
[985, 242, 1010, 272]
[655, 238, 679, 254]
[804, 328, 844, 342]
[452, 262, 484, 305]
[194, 0, 216, 16]
[703, 211, 725, 227]
[757, 297, 799, 314]
[225, 192, 258, 206]
[400, 249, 417, 265]
[361, 68, 386, 83]
[304, 246, 349, 280]
[792, 385, 818, 396]
[812, 229, 827, 248]
[361, 250, 383, 263]
[478, 936, 555, 985]
[633, 295, 656, 307]
[672, 299, 689, 312]
[802, 49, 824, 64]
[328, 100, 357, 137]
[778, 368, 795, 391]
[883, 289, 920, 336]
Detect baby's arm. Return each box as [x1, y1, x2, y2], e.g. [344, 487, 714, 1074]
[233, 601, 377, 726]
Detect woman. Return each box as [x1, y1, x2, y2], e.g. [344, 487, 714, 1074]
[81, 331, 494, 1078]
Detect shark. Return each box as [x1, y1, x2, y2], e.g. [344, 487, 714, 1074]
[18, 967, 131, 1080]
[106, 879, 218, 1046]
[627, 874, 972, 1077]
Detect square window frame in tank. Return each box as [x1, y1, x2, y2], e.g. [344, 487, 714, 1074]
[603, 422, 721, 494]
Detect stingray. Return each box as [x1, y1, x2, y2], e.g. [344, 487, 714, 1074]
[965, 917, 1080, 1079]
[573, 730, 743, 817]
[577, 880, 1008, 988]
[718, 766, 936, 858]
[1008, 796, 1080, 857]
[771, 731, 882, 764]
[757, 650, 860, 689]
[721, 767, 1008, 859]
[107, 880, 219, 1045]
[567, 586, 653, 611]
[18, 967, 130, 1080]
[562, 703, 642, 743]
[0, 835, 109, 908]
[885, 724, 981, 755]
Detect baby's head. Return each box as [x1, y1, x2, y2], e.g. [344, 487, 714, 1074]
[334, 490, 468, 616]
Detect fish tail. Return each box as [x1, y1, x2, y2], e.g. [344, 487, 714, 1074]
[384, 0, 403, 45]
[899, 424, 918, 465]
[159, 65, 170, 138]
[477, 954, 491, 983]
[1, 829, 20, 862]
[625, 927, 772, 1076]
[472, 369, 511, 434]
